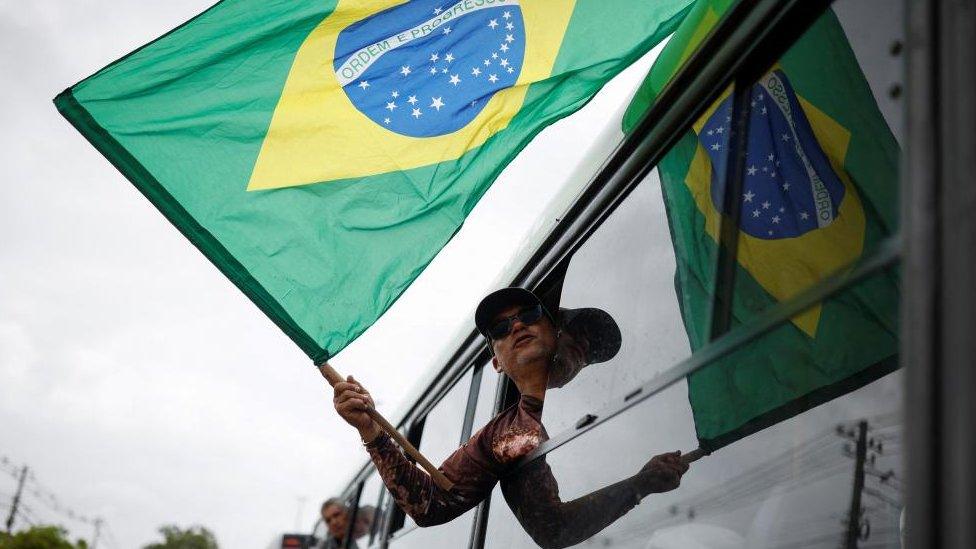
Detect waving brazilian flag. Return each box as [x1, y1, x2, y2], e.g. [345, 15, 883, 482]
[624, 1, 900, 450]
[55, 0, 693, 361]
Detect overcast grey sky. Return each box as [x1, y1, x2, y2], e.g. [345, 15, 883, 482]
[1, 1, 908, 548]
[0, 1, 661, 547]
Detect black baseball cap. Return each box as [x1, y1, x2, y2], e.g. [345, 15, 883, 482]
[474, 287, 553, 339]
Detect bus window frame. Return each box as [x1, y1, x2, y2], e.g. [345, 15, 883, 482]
[904, 1, 976, 547]
[472, 0, 898, 543]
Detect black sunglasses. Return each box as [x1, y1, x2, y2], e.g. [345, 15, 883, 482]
[488, 304, 545, 340]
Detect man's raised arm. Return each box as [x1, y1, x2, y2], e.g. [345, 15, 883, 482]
[332, 377, 494, 527]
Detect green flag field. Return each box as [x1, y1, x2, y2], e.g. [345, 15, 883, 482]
[56, 0, 693, 361]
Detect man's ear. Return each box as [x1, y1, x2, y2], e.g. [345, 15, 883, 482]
[492, 355, 502, 373]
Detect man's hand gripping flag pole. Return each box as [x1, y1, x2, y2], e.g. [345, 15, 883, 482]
[318, 361, 455, 492]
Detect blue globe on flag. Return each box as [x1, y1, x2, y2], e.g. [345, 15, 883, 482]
[700, 70, 847, 240]
[334, 0, 525, 138]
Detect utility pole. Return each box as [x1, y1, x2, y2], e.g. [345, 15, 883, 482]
[295, 496, 307, 532]
[844, 420, 868, 549]
[90, 518, 103, 549]
[4, 466, 29, 534]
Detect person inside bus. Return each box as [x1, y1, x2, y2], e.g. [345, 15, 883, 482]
[318, 498, 373, 549]
[319, 498, 354, 549]
[332, 287, 689, 549]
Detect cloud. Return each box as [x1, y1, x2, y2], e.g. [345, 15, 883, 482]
[0, 1, 667, 547]
[0, 322, 38, 388]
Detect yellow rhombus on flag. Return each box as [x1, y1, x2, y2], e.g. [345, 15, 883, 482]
[56, 0, 695, 359]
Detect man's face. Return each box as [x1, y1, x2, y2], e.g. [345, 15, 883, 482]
[490, 304, 557, 381]
[322, 504, 349, 539]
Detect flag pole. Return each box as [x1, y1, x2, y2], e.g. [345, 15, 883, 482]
[318, 361, 456, 492]
[681, 448, 707, 464]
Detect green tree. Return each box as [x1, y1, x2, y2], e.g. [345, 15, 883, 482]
[142, 525, 218, 549]
[0, 525, 88, 549]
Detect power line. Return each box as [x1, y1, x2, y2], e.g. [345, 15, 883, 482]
[14, 511, 36, 528]
[621, 418, 904, 543]
[627, 433, 855, 537]
[659, 431, 846, 514]
[15, 503, 40, 527]
[91, 517, 104, 549]
[102, 521, 123, 549]
[0, 452, 110, 542]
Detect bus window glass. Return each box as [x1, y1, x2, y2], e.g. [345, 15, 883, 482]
[387, 369, 478, 547]
[484, 267, 901, 548]
[726, 1, 903, 326]
[394, 370, 473, 535]
[387, 509, 475, 549]
[833, 0, 905, 146]
[314, 488, 366, 549]
[483, 382, 697, 549]
[356, 470, 385, 547]
[418, 369, 474, 464]
[541, 164, 710, 435]
[471, 362, 500, 434]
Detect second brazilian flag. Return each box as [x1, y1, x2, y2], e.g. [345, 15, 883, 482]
[56, 0, 694, 361]
[624, 0, 900, 451]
